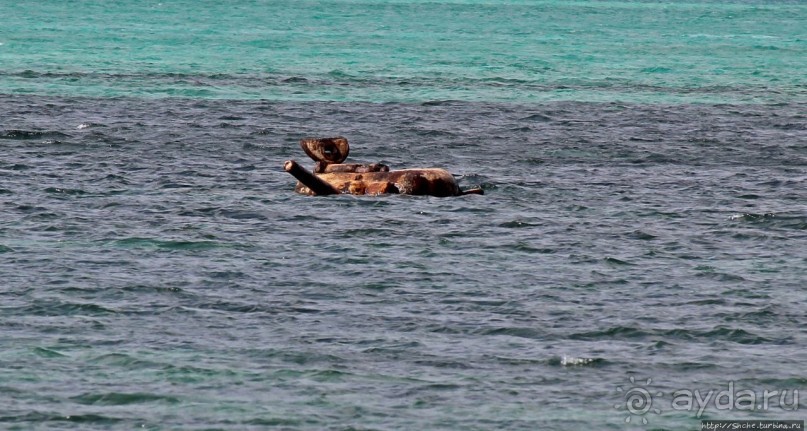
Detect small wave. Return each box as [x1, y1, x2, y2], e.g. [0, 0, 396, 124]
[604, 256, 634, 265]
[76, 122, 105, 130]
[44, 187, 88, 196]
[695, 271, 746, 282]
[327, 69, 354, 78]
[70, 392, 180, 406]
[413, 360, 473, 369]
[772, 122, 807, 131]
[159, 182, 195, 189]
[570, 326, 646, 340]
[729, 212, 775, 221]
[17, 69, 40, 78]
[506, 241, 555, 254]
[480, 326, 544, 339]
[196, 301, 267, 314]
[499, 220, 540, 228]
[16, 301, 116, 317]
[112, 237, 223, 250]
[87, 353, 162, 369]
[341, 227, 397, 238]
[31, 347, 68, 358]
[250, 129, 272, 136]
[488, 355, 545, 366]
[703, 327, 785, 345]
[729, 212, 806, 229]
[0, 412, 123, 424]
[568, 326, 781, 345]
[519, 113, 552, 122]
[0, 129, 70, 140]
[640, 66, 674, 74]
[556, 355, 604, 367]
[243, 417, 306, 427]
[671, 361, 719, 371]
[421, 100, 462, 106]
[58, 414, 121, 424]
[262, 350, 346, 366]
[751, 377, 807, 387]
[734, 307, 778, 323]
[627, 230, 657, 240]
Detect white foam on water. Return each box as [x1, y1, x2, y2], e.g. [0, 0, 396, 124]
[561, 355, 596, 366]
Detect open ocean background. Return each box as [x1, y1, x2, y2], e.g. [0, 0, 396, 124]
[1, 1, 805, 430]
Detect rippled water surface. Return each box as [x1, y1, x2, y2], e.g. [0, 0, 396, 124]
[2, 0, 805, 103]
[2, 0, 806, 430]
[2, 96, 805, 430]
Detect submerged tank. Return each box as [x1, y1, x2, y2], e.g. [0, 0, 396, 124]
[284, 137, 483, 197]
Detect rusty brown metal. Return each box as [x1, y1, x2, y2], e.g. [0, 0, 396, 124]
[286, 137, 483, 197]
[291, 168, 460, 197]
[299, 137, 349, 164]
[283, 160, 340, 196]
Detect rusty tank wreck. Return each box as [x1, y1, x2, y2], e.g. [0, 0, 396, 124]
[284, 137, 483, 197]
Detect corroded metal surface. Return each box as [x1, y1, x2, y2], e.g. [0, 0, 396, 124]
[299, 137, 349, 164]
[285, 136, 482, 197]
[291, 168, 461, 197]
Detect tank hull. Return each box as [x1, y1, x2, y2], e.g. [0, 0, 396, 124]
[290, 165, 460, 197]
[283, 137, 482, 197]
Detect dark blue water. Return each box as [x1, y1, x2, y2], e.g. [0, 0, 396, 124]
[1, 95, 805, 429]
[4, 0, 806, 428]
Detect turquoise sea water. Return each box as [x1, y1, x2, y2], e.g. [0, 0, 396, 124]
[1, 1, 806, 430]
[1, 0, 805, 103]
